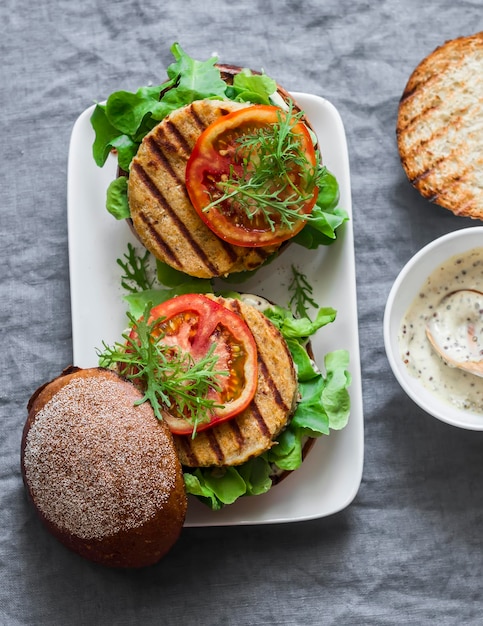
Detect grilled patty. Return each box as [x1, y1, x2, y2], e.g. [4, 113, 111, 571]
[173, 296, 298, 467]
[128, 99, 282, 278]
[397, 32, 483, 219]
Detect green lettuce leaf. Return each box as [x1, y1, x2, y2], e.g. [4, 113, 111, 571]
[183, 471, 224, 510]
[226, 69, 277, 105]
[264, 305, 337, 339]
[91, 43, 228, 171]
[266, 426, 303, 471]
[106, 176, 130, 219]
[321, 350, 351, 429]
[286, 338, 318, 381]
[293, 169, 348, 249]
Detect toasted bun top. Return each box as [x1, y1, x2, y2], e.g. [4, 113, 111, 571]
[397, 32, 483, 219]
[22, 367, 187, 568]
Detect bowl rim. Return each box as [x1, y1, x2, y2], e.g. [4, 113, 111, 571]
[383, 226, 483, 430]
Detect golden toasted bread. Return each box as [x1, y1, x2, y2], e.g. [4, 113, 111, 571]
[173, 297, 298, 467]
[397, 32, 483, 219]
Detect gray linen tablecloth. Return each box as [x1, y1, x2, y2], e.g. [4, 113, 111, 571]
[2, 0, 483, 623]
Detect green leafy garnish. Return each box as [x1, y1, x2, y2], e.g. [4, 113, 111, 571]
[263, 304, 337, 338]
[105, 176, 130, 220]
[292, 170, 348, 248]
[91, 42, 229, 171]
[97, 306, 227, 436]
[117, 242, 154, 293]
[227, 68, 277, 105]
[288, 265, 318, 319]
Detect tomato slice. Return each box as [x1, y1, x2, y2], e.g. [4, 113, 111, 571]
[185, 105, 319, 247]
[130, 294, 258, 435]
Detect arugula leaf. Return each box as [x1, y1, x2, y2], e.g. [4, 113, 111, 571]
[117, 242, 153, 293]
[288, 265, 318, 319]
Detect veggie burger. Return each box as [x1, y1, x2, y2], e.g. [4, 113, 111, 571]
[91, 43, 347, 279]
[21, 44, 351, 567]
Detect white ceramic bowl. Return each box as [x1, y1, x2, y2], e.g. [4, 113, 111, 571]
[384, 226, 483, 430]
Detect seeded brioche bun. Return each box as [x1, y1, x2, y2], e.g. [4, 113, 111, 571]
[397, 32, 483, 219]
[21, 367, 187, 568]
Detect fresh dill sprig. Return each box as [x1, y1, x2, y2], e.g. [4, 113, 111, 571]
[203, 102, 322, 231]
[97, 306, 228, 437]
[288, 265, 318, 319]
[117, 242, 154, 293]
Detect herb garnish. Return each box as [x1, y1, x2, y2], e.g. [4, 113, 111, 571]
[204, 103, 321, 231]
[117, 242, 154, 293]
[98, 306, 227, 437]
[288, 265, 318, 319]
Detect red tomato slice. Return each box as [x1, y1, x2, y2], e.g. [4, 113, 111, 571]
[185, 105, 319, 247]
[130, 294, 258, 435]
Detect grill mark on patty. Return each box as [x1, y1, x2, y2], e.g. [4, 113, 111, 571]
[258, 358, 291, 414]
[229, 297, 292, 415]
[226, 417, 246, 449]
[176, 434, 200, 467]
[205, 428, 224, 465]
[248, 399, 272, 440]
[145, 134, 184, 187]
[131, 162, 219, 275]
[137, 211, 181, 266]
[141, 124, 247, 267]
[164, 119, 192, 157]
[190, 105, 211, 133]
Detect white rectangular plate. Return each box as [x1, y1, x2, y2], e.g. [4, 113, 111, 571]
[68, 92, 364, 527]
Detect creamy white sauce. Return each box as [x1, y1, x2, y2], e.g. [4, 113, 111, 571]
[398, 247, 483, 414]
[239, 293, 272, 312]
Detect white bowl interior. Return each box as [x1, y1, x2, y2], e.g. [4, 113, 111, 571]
[384, 226, 483, 430]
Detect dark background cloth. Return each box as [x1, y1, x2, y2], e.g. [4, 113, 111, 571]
[2, 1, 483, 624]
